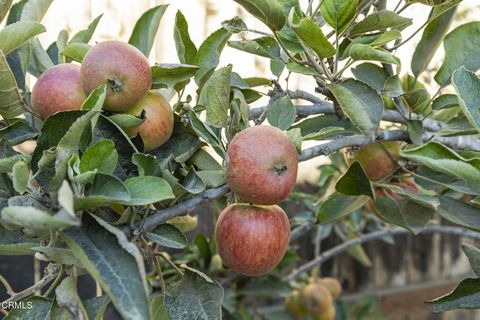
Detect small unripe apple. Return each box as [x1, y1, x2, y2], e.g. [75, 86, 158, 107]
[124, 92, 174, 151]
[215, 203, 290, 276]
[317, 277, 342, 299]
[81, 40, 152, 112]
[345, 142, 400, 181]
[314, 305, 336, 320]
[225, 126, 298, 205]
[285, 289, 307, 319]
[302, 283, 333, 315]
[31, 64, 86, 119]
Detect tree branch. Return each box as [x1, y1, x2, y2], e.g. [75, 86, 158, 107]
[284, 225, 480, 281]
[130, 185, 230, 235]
[249, 102, 445, 132]
[299, 130, 410, 161]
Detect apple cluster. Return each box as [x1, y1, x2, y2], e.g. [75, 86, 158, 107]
[31, 40, 174, 151]
[215, 126, 298, 276]
[285, 277, 342, 320]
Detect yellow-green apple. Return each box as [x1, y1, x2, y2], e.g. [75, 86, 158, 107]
[225, 126, 298, 205]
[124, 91, 174, 151]
[31, 64, 86, 119]
[215, 203, 290, 276]
[80, 40, 152, 112]
[346, 142, 400, 181]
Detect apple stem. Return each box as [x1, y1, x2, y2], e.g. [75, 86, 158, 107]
[107, 78, 122, 92]
[273, 164, 288, 175]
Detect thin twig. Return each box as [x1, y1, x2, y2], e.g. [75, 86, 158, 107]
[43, 265, 64, 298]
[1, 264, 61, 306]
[285, 225, 480, 281]
[0, 275, 15, 296]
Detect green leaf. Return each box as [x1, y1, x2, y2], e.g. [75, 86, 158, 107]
[74, 173, 130, 210]
[174, 10, 197, 65]
[462, 243, 480, 277]
[83, 296, 110, 320]
[349, 10, 412, 37]
[167, 215, 198, 233]
[411, 4, 458, 77]
[80, 140, 118, 175]
[4, 297, 52, 319]
[228, 36, 282, 60]
[302, 127, 345, 140]
[62, 214, 151, 320]
[29, 38, 54, 76]
[12, 159, 29, 194]
[373, 193, 434, 233]
[0, 50, 24, 120]
[124, 176, 174, 206]
[20, 0, 53, 22]
[435, 22, 480, 86]
[32, 111, 87, 171]
[145, 223, 188, 249]
[351, 62, 390, 93]
[267, 95, 296, 130]
[288, 11, 335, 59]
[452, 67, 480, 133]
[62, 42, 91, 62]
[0, 21, 45, 55]
[336, 161, 374, 198]
[205, 64, 232, 128]
[0, 224, 39, 255]
[426, 278, 480, 312]
[221, 16, 248, 33]
[70, 14, 103, 43]
[132, 153, 161, 176]
[0, 140, 30, 173]
[129, 5, 168, 57]
[0, 0, 13, 24]
[432, 94, 458, 110]
[326, 79, 384, 139]
[407, 0, 460, 6]
[151, 63, 199, 89]
[93, 115, 138, 179]
[233, 0, 285, 31]
[50, 109, 101, 194]
[437, 196, 480, 232]
[151, 119, 202, 164]
[320, 0, 358, 33]
[108, 114, 143, 129]
[286, 128, 302, 153]
[188, 112, 225, 157]
[33, 246, 84, 267]
[401, 142, 480, 193]
[1, 206, 79, 232]
[317, 194, 369, 223]
[0, 120, 38, 145]
[195, 28, 231, 86]
[55, 276, 88, 320]
[165, 265, 224, 319]
[349, 43, 400, 65]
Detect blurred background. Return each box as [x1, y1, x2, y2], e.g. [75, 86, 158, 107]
[1, 0, 480, 319]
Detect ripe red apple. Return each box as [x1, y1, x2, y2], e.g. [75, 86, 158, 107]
[31, 64, 86, 120]
[215, 203, 290, 276]
[345, 142, 400, 181]
[80, 41, 152, 112]
[225, 126, 298, 205]
[124, 92, 174, 151]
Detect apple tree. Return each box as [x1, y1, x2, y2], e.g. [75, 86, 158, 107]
[0, 0, 480, 319]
